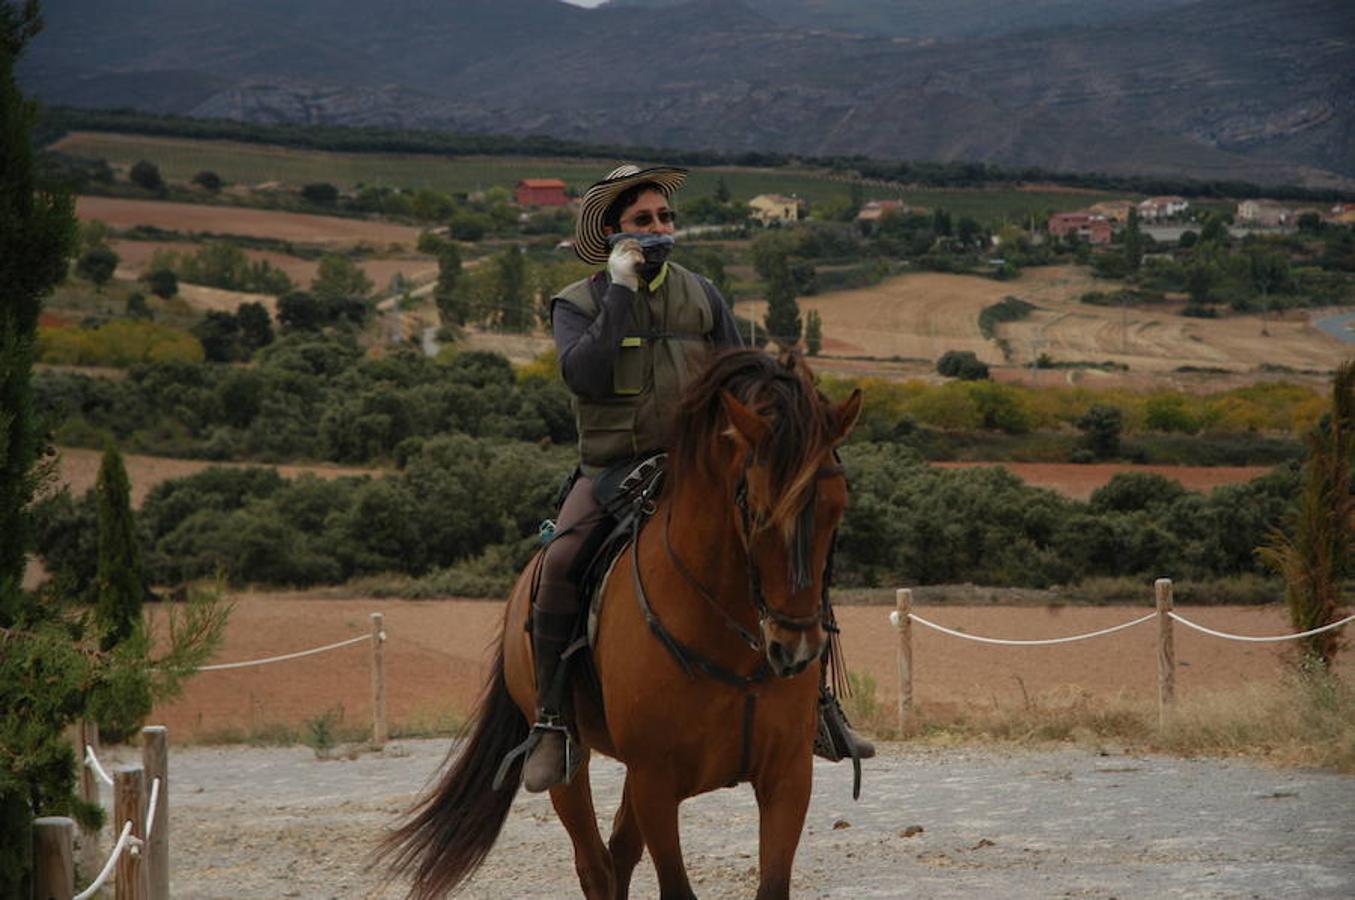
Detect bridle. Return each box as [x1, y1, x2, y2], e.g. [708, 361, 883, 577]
[732, 459, 846, 636]
[643, 455, 846, 669]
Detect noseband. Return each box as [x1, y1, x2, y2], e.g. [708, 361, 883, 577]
[734, 460, 845, 635]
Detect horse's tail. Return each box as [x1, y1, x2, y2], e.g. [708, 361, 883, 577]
[377, 641, 527, 899]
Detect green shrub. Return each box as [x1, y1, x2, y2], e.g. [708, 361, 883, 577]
[936, 350, 989, 381]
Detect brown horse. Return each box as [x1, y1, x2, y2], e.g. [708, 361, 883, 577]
[380, 349, 862, 899]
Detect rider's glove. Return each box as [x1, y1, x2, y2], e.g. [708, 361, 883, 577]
[607, 238, 643, 291]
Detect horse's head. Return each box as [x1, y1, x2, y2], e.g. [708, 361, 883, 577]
[673, 350, 862, 678]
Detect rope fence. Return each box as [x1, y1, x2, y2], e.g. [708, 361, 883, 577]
[36, 614, 390, 899]
[1167, 610, 1355, 643]
[71, 819, 135, 900]
[196, 632, 371, 671]
[890, 577, 1354, 728]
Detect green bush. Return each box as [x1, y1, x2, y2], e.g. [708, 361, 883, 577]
[936, 350, 989, 381]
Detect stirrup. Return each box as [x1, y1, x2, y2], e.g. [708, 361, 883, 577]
[493, 714, 582, 791]
[814, 693, 865, 801]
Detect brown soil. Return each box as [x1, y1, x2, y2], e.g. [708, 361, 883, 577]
[53, 446, 384, 507]
[50, 447, 1267, 512]
[77, 196, 422, 248]
[753, 265, 1348, 387]
[149, 594, 1342, 743]
[932, 461, 1272, 501]
[109, 238, 437, 293]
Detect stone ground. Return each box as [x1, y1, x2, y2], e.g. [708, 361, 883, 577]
[87, 739, 1355, 899]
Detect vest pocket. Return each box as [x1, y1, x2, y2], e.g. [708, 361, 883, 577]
[613, 336, 650, 396]
[578, 400, 638, 466]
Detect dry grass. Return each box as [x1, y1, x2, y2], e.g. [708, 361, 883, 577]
[846, 668, 1355, 773]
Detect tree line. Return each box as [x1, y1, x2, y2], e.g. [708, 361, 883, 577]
[32, 439, 1302, 596]
[39, 106, 1355, 204]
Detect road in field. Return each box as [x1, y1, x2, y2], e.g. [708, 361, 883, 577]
[1314, 310, 1355, 344]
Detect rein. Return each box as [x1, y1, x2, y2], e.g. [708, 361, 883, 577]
[632, 461, 846, 687]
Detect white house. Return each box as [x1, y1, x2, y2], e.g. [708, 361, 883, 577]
[748, 193, 804, 226]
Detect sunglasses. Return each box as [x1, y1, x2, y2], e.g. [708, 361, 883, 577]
[621, 210, 677, 228]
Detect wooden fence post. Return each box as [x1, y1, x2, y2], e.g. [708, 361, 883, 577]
[77, 719, 102, 877]
[894, 588, 914, 730]
[370, 612, 387, 746]
[113, 765, 149, 900]
[1156, 577, 1176, 727]
[33, 816, 75, 900]
[141, 726, 169, 900]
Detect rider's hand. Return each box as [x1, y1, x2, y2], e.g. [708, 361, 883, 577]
[608, 238, 643, 291]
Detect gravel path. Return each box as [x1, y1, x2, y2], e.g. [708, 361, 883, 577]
[91, 740, 1355, 899]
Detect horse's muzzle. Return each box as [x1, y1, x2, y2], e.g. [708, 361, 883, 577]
[764, 629, 821, 678]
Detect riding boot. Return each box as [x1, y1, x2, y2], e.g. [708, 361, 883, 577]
[522, 604, 580, 793]
[814, 685, 877, 762]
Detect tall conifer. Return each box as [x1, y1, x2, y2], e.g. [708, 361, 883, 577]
[95, 444, 143, 650]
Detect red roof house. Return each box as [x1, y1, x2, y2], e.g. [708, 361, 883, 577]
[515, 178, 569, 207]
[1047, 211, 1113, 245]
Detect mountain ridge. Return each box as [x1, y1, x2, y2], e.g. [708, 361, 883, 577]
[20, 0, 1355, 187]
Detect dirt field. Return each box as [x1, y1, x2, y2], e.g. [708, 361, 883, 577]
[53, 446, 383, 507]
[109, 239, 437, 293]
[51, 447, 1268, 510]
[748, 266, 1351, 382]
[76, 196, 422, 248]
[148, 594, 1341, 743]
[87, 736, 1347, 899]
[931, 461, 1272, 501]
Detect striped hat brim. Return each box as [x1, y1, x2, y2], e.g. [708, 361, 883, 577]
[574, 164, 688, 264]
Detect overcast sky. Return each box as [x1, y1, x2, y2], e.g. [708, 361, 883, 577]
[561, 0, 608, 7]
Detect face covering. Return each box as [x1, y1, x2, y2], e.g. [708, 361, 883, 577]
[609, 232, 675, 282]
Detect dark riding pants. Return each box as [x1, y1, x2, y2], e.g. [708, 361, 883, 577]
[537, 475, 606, 616]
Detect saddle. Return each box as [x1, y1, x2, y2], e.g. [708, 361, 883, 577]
[580, 452, 666, 648]
[529, 453, 666, 674]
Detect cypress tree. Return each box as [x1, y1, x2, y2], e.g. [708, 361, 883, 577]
[1, 4, 81, 891]
[1, 0, 77, 624]
[95, 444, 143, 650]
[804, 309, 823, 356]
[762, 254, 802, 347]
[1258, 360, 1355, 669]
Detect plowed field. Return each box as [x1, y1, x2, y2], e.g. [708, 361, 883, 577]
[76, 196, 421, 247]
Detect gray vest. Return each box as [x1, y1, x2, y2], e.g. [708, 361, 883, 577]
[555, 263, 717, 470]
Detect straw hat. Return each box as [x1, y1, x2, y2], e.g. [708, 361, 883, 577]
[573, 164, 687, 264]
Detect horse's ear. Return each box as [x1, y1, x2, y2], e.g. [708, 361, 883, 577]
[830, 389, 863, 445]
[720, 390, 771, 449]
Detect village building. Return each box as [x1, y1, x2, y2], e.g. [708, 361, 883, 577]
[747, 193, 804, 226]
[1235, 199, 1296, 227]
[515, 178, 570, 207]
[854, 199, 910, 230]
[1088, 200, 1136, 223]
[1137, 196, 1190, 221]
[1047, 211, 1113, 245]
[1327, 203, 1355, 225]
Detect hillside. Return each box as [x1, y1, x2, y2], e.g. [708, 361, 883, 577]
[20, 0, 1355, 187]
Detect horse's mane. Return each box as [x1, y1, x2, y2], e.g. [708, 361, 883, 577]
[669, 349, 836, 533]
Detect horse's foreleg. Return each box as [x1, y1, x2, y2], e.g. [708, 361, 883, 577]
[751, 754, 813, 900]
[607, 774, 644, 899]
[628, 770, 697, 900]
[548, 753, 615, 900]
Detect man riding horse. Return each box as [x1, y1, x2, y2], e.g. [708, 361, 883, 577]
[520, 163, 874, 792]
